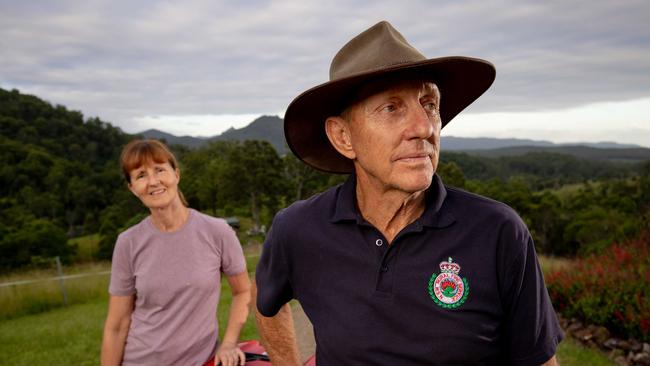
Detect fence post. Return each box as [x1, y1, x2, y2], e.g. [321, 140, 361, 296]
[55, 256, 69, 306]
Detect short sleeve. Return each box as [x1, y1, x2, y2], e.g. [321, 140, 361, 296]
[500, 223, 564, 365]
[219, 223, 247, 276]
[109, 233, 136, 296]
[255, 211, 294, 316]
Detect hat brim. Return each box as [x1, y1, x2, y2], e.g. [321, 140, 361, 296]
[284, 56, 496, 173]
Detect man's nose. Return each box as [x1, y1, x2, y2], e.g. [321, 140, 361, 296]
[405, 104, 435, 140]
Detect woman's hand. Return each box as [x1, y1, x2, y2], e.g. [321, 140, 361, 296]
[214, 341, 245, 366]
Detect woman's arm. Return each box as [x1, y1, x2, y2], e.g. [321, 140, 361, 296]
[215, 271, 252, 366]
[101, 295, 135, 366]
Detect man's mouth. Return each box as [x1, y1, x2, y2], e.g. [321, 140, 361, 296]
[395, 153, 431, 163]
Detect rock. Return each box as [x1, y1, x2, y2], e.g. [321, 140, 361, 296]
[620, 340, 633, 351]
[632, 352, 650, 366]
[574, 328, 593, 341]
[610, 349, 625, 358]
[605, 338, 620, 350]
[615, 355, 630, 366]
[566, 321, 584, 335]
[630, 339, 643, 352]
[593, 326, 611, 344]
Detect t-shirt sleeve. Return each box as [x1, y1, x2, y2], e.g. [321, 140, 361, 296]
[499, 219, 564, 365]
[109, 233, 136, 296]
[255, 211, 294, 317]
[219, 222, 247, 276]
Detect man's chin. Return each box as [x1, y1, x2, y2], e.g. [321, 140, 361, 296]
[398, 175, 433, 194]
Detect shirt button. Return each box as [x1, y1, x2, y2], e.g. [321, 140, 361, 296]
[375, 239, 383, 246]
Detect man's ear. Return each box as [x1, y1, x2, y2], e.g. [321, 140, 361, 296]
[325, 116, 356, 160]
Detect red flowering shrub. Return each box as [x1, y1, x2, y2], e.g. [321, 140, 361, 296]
[546, 232, 650, 341]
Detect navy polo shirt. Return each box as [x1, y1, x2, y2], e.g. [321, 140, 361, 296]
[256, 175, 563, 366]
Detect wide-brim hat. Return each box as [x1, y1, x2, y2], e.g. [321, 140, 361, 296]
[284, 21, 496, 173]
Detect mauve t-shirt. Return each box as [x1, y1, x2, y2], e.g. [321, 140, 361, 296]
[109, 209, 246, 366]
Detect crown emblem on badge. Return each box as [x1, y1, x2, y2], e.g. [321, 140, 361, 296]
[428, 256, 470, 309]
[439, 257, 460, 274]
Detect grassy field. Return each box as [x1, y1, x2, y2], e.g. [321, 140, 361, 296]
[69, 234, 101, 262]
[0, 296, 613, 366]
[0, 261, 111, 320]
[538, 254, 573, 274]
[0, 245, 615, 365]
[0, 279, 259, 366]
[557, 338, 614, 366]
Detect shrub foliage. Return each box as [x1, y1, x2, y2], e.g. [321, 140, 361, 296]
[546, 232, 650, 342]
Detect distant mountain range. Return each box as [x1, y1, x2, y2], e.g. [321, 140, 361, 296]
[139, 115, 286, 152]
[138, 115, 650, 162]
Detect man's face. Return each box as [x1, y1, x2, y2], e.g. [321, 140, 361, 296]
[345, 80, 441, 194]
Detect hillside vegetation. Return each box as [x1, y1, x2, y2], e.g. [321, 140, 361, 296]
[1, 87, 649, 270]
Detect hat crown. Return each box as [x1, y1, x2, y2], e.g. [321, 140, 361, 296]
[329, 21, 427, 81]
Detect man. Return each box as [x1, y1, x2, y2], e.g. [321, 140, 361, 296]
[256, 21, 563, 365]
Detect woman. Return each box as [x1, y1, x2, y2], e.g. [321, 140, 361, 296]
[101, 139, 251, 366]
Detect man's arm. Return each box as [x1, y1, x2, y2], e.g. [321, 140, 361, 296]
[542, 355, 559, 366]
[252, 282, 301, 366]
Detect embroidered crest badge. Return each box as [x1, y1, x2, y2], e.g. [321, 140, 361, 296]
[428, 257, 469, 309]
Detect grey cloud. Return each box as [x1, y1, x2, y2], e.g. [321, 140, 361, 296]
[0, 0, 648, 131]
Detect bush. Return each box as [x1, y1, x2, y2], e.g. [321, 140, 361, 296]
[546, 232, 650, 341]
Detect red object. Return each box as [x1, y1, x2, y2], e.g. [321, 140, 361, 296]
[203, 340, 316, 365]
[303, 355, 316, 366]
[203, 340, 268, 366]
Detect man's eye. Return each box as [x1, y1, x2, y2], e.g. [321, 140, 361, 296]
[383, 104, 396, 112]
[423, 102, 438, 113]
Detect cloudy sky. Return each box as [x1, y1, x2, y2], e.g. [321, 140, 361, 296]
[2, 0, 649, 146]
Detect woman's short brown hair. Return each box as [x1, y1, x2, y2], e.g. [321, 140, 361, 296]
[120, 139, 188, 206]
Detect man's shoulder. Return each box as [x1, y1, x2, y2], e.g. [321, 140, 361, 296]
[274, 184, 341, 223]
[444, 185, 525, 225]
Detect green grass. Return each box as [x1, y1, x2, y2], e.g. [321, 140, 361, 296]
[69, 234, 101, 262]
[0, 262, 111, 320]
[0, 298, 107, 366]
[538, 254, 572, 274]
[0, 297, 612, 366]
[557, 338, 615, 365]
[0, 245, 614, 365]
[0, 278, 259, 366]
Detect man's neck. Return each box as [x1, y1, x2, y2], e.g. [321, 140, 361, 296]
[355, 177, 427, 244]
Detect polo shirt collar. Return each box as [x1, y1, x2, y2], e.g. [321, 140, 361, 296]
[330, 174, 456, 229]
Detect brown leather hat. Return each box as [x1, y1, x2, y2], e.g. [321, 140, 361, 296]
[284, 21, 496, 173]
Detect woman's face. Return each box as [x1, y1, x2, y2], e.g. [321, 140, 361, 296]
[127, 160, 181, 209]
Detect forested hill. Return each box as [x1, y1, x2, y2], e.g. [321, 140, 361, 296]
[0, 88, 130, 165]
[141, 115, 287, 153]
[140, 116, 648, 161]
[464, 145, 650, 162]
[0, 88, 143, 269]
[213, 115, 286, 153]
